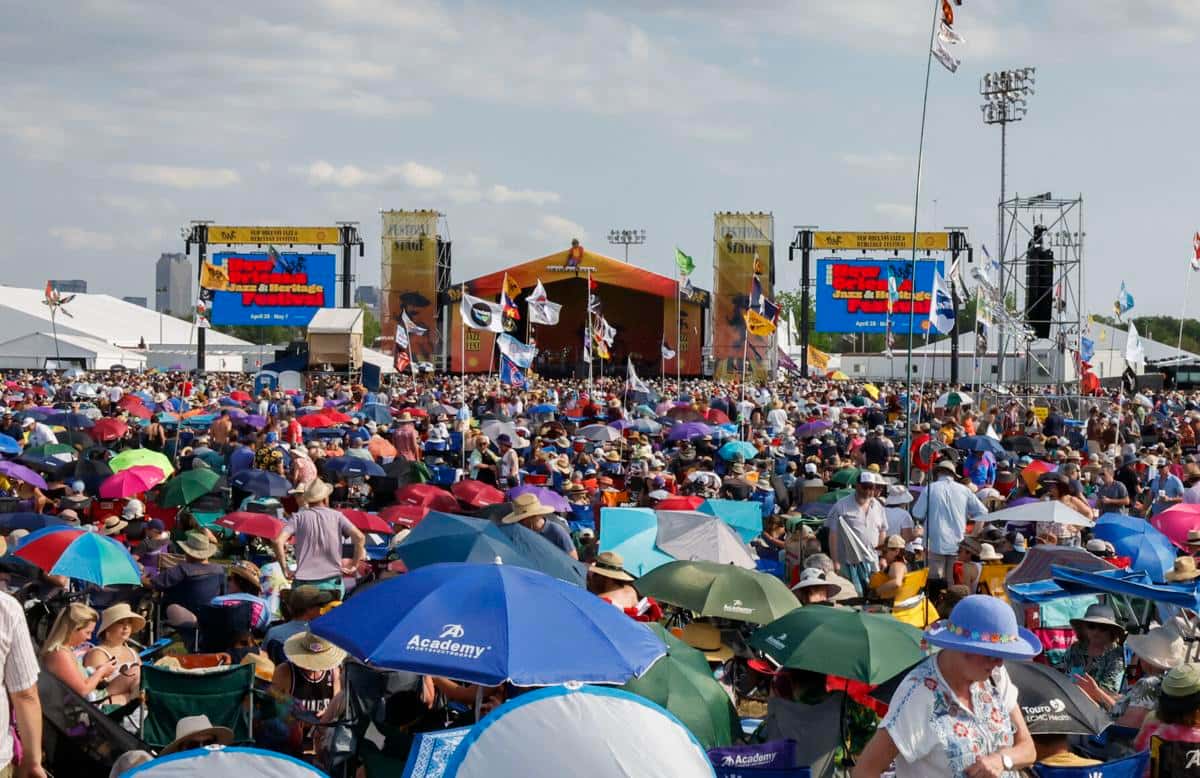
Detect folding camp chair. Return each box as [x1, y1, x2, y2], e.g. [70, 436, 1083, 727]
[1032, 749, 1149, 778]
[158, 569, 227, 650]
[866, 568, 939, 629]
[140, 663, 255, 750]
[977, 563, 1016, 601]
[197, 601, 253, 655]
[1150, 736, 1200, 777]
[325, 662, 437, 778]
[38, 670, 149, 776]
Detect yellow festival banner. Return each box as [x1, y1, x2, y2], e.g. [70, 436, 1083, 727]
[381, 210, 440, 364]
[744, 309, 777, 337]
[208, 226, 341, 245]
[713, 212, 774, 381]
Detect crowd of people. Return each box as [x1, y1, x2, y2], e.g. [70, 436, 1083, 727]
[1, 367, 1200, 776]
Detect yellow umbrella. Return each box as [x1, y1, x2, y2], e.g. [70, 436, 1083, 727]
[862, 383, 880, 400]
[827, 370, 849, 381]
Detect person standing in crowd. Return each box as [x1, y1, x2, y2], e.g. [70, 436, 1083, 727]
[1, 588, 45, 778]
[1096, 459, 1130, 514]
[825, 471, 887, 596]
[272, 480, 365, 598]
[1144, 457, 1184, 517]
[391, 412, 421, 462]
[912, 459, 988, 582]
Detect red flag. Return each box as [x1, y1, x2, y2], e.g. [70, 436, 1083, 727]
[588, 277, 598, 291]
[941, 0, 954, 25]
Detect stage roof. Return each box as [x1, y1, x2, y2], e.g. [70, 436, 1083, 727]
[463, 247, 706, 302]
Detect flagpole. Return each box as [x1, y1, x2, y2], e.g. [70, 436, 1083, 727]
[902, 0, 942, 488]
[1178, 270, 1191, 362]
[586, 269, 593, 393]
[676, 273, 682, 399]
[740, 317, 750, 441]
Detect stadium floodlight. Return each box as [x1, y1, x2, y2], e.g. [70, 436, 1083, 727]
[607, 228, 646, 263]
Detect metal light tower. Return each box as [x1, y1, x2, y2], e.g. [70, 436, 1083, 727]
[607, 228, 646, 262]
[980, 67, 1035, 384]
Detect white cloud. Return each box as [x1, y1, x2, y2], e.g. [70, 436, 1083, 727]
[300, 160, 448, 190]
[394, 162, 445, 189]
[533, 215, 588, 244]
[122, 164, 240, 189]
[488, 184, 560, 206]
[49, 226, 116, 251]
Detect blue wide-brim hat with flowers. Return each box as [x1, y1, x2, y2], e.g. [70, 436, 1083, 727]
[925, 594, 1043, 661]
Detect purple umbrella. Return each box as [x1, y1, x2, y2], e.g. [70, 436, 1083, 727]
[508, 485, 570, 513]
[1006, 495, 1039, 508]
[608, 419, 634, 431]
[667, 422, 712, 442]
[795, 420, 832, 438]
[0, 461, 48, 490]
[241, 414, 268, 430]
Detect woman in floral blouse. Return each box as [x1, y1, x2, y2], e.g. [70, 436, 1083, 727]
[853, 595, 1042, 778]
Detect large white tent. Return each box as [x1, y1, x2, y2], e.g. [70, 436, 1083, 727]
[0, 332, 147, 370]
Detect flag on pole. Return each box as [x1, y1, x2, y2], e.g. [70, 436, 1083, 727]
[1080, 336, 1095, 364]
[932, 19, 963, 73]
[761, 296, 781, 323]
[750, 276, 763, 311]
[929, 271, 956, 334]
[806, 345, 830, 372]
[460, 293, 504, 332]
[682, 278, 695, 299]
[626, 357, 651, 394]
[1113, 282, 1135, 318]
[598, 318, 617, 346]
[661, 342, 676, 360]
[496, 333, 538, 369]
[1125, 320, 1145, 368]
[401, 310, 427, 335]
[526, 280, 562, 325]
[1192, 231, 1200, 271]
[394, 324, 411, 372]
[887, 273, 899, 315]
[583, 324, 592, 363]
[501, 274, 521, 321]
[744, 309, 777, 337]
[499, 355, 526, 388]
[674, 247, 695, 276]
[778, 348, 799, 374]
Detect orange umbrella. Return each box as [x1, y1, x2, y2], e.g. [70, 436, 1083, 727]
[367, 437, 397, 459]
[1020, 460, 1055, 493]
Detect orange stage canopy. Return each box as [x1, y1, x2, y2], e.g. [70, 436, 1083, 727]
[464, 247, 688, 300]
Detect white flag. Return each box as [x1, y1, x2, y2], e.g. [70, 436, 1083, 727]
[1125, 321, 1145, 368]
[599, 317, 617, 345]
[394, 323, 410, 350]
[526, 280, 561, 325]
[460, 293, 504, 333]
[626, 357, 651, 394]
[929, 271, 955, 335]
[932, 22, 961, 73]
[682, 278, 695, 298]
[401, 310, 427, 335]
[497, 333, 538, 368]
[661, 342, 676, 360]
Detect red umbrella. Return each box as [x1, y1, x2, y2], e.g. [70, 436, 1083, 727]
[298, 413, 336, 428]
[395, 483, 459, 512]
[340, 509, 394, 534]
[655, 495, 703, 511]
[91, 418, 129, 443]
[704, 408, 731, 425]
[99, 465, 165, 499]
[402, 407, 428, 418]
[230, 390, 251, 402]
[215, 511, 286, 540]
[116, 395, 145, 412]
[1151, 504, 1200, 549]
[322, 409, 353, 424]
[379, 504, 430, 528]
[124, 404, 152, 420]
[666, 406, 704, 422]
[451, 479, 506, 508]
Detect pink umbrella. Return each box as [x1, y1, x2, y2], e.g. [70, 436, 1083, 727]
[98, 465, 165, 499]
[1150, 504, 1200, 549]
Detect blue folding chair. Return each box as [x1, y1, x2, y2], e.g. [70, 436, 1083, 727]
[1031, 750, 1149, 778]
[448, 431, 463, 453]
[569, 504, 595, 533]
[430, 465, 458, 488]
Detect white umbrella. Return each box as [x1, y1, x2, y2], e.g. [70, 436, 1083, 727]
[443, 686, 715, 778]
[987, 500, 1095, 528]
[655, 510, 757, 569]
[126, 746, 327, 777]
[578, 424, 620, 443]
[934, 390, 974, 408]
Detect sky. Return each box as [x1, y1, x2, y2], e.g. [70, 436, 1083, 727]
[1, 0, 1197, 320]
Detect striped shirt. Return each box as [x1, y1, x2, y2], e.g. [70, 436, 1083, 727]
[1, 592, 40, 768]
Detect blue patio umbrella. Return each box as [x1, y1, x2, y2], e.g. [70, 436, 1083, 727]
[598, 507, 675, 576]
[230, 468, 292, 497]
[697, 499, 763, 545]
[182, 414, 216, 429]
[1093, 512, 1177, 583]
[322, 456, 386, 478]
[44, 412, 94, 429]
[393, 512, 585, 586]
[717, 441, 757, 461]
[310, 562, 667, 686]
[0, 513, 70, 531]
[529, 403, 558, 415]
[0, 433, 20, 456]
[954, 435, 1007, 456]
[218, 397, 242, 407]
[631, 418, 662, 435]
[131, 390, 154, 404]
[356, 403, 393, 424]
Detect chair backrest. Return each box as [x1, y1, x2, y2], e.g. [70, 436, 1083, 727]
[893, 568, 929, 604]
[173, 652, 232, 669]
[759, 694, 842, 778]
[1032, 749, 1149, 778]
[197, 601, 252, 653]
[141, 663, 254, 749]
[977, 563, 1016, 601]
[1151, 736, 1200, 777]
[161, 568, 227, 615]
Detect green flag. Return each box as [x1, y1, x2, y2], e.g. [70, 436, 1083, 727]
[675, 247, 695, 276]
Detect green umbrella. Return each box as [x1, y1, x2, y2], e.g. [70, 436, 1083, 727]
[635, 560, 799, 625]
[157, 469, 221, 507]
[193, 450, 225, 473]
[816, 488, 853, 504]
[622, 624, 740, 749]
[828, 467, 861, 488]
[750, 606, 925, 685]
[110, 448, 174, 478]
[25, 443, 77, 459]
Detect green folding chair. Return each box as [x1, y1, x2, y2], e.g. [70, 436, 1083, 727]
[140, 663, 255, 749]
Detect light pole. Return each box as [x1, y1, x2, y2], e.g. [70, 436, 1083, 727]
[980, 67, 1035, 385]
[607, 228, 646, 262]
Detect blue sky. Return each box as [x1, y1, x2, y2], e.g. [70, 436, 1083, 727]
[1, 1, 1196, 318]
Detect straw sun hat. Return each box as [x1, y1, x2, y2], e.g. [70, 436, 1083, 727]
[96, 603, 146, 637]
[283, 631, 348, 672]
[588, 551, 635, 583]
[159, 715, 234, 755]
[500, 493, 555, 525]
